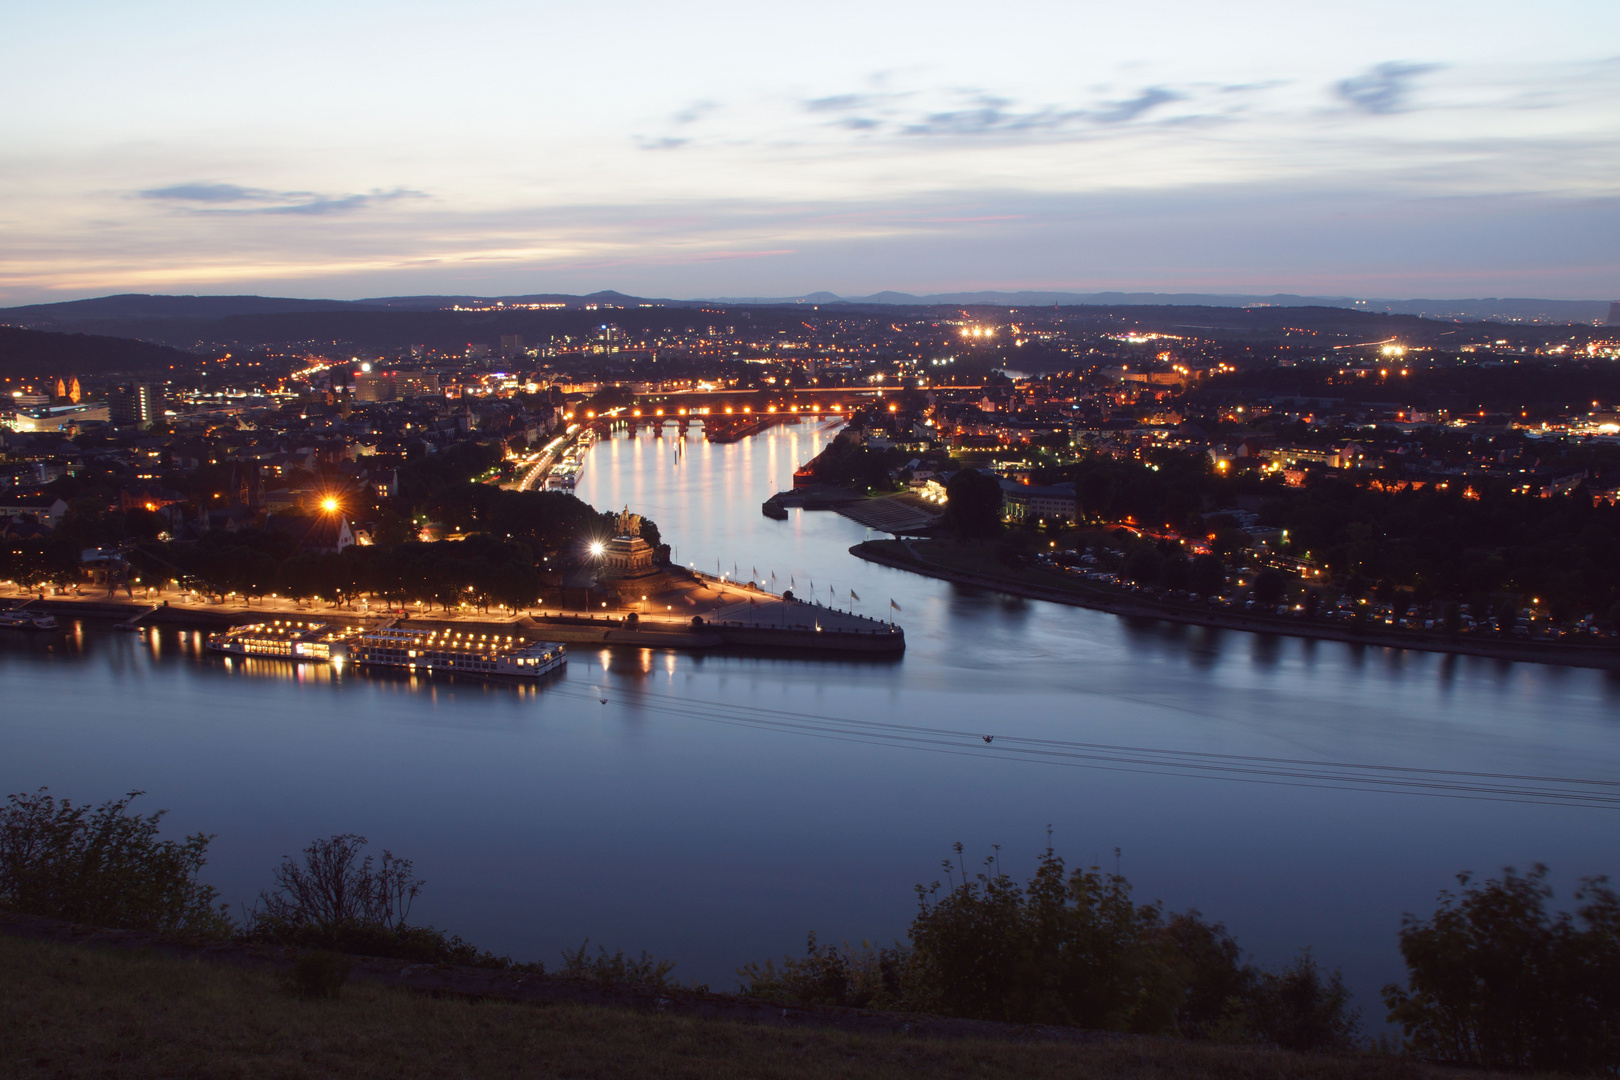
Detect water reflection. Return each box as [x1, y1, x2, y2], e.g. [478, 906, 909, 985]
[2, 420, 1618, 1016]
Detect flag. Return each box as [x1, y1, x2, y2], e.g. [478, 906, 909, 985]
[850, 589, 860, 601]
[890, 599, 902, 611]
[791, 575, 796, 588]
[752, 566, 759, 580]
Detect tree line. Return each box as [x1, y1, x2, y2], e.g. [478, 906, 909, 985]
[6, 787, 1617, 1069]
[985, 449, 1620, 621]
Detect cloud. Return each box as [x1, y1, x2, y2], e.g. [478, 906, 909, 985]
[636, 136, 689, 151]
[672, 100, 718, 125]
[136, 183, 420, 214]
[1094, 86, 1183, 123]
[799, 82, 1200, 140]
[899, 93, 1084, 137]
[1336, 62, 1442, 114]
[139, 182, 271, 203]
[805, 93, 884, 113]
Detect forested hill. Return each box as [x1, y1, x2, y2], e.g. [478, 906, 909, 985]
[0, 325, 199, 380]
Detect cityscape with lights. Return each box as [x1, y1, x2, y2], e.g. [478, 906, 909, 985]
[8, 289, 1620, 1066]
[4, 293, 1620, 657]
[8, 0, 1620, 1066]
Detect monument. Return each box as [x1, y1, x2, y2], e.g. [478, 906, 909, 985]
[595, 507, 667, 595]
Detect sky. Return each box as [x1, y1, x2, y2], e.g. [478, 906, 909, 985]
[2, 0, 1618, 304]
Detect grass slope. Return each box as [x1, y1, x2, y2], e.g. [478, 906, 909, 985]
[0, 935, 1495, 1080]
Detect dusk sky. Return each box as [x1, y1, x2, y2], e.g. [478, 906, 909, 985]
[4, 0, 1618, 303]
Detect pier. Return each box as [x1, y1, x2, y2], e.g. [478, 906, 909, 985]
[3, 581, 905, 658]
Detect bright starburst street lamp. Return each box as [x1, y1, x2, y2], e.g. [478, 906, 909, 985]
[320, 497, 340, 513]
[589, 541, 605, 556]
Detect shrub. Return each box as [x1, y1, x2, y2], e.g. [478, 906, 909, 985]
[291, 949, 353, 999]
[1383, 865, 1620, 1072]
[906, 844, 1181, 1031]
[1161, 910, 1255, 1040]
[255, 833, 421, 933]
[1250, 951, 1361, 1052]
[560, 939, 676, 989]
[246, 834, 520, 969]
[739, 841, 1361, 1050]
[0, 788, 231, 936]
[738, 932, 908, 1009]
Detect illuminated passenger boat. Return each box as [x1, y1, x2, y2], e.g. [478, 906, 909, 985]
[339, 626, 566, 679]
[0, 611, 57, 631]
[205, 620, 334, 659]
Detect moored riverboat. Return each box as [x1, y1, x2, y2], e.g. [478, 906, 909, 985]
[338, 626, 566, 679]
[206, 620, 336, 660]
[0, 610, 57, 631]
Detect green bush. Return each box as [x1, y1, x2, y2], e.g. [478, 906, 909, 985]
[1249, 951, 1360, 1052]
[741, 842, 1360, 1049]
[906, 844, 1183, 1031]
[0, 788, 231, 936]
[1383, 865, 1620, 1072]
[738, 932, 908, 1009]
[559, 939, 677, 989]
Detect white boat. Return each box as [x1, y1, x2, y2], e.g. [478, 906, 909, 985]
[0, 611, 57, 631]
[340, 626, 566, 680]
[205, 620, 334, 659]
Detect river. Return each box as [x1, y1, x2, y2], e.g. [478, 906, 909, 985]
[3, 417, 1618, 1015]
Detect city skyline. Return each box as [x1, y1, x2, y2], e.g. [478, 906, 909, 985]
[4, 0, 1618, 304]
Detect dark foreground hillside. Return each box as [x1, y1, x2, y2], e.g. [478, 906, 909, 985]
[0, 935, 1519, 1080]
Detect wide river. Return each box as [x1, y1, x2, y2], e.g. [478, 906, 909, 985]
[4, 418, 1618, 1016]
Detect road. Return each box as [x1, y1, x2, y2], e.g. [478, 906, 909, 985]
[507, 433, 570, 491]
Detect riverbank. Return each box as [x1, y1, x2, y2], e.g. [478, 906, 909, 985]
[0, 918, 1483, 1080]
[851, 539, 1620, 671]
[0, 589, 904, 657]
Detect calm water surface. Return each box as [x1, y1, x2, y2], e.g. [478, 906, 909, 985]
[4, 418, 1618, 1012]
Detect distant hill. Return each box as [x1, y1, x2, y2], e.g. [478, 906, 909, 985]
[356, 290, 684, 310]
[0, 325, 199, 381]
[703, 290, 1614, 323]
[0, 293, 367, 326]
[0, 290, 1610, 356]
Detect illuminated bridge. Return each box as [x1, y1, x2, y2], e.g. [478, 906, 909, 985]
[578, 387, 895, 441]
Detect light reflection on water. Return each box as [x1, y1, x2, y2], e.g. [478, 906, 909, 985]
[3, 418, 1619, 1017]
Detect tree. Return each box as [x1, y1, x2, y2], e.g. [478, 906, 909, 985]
[746, 841, 1361, 1050]
[1078, 472, 1115, 522]
[0, 788, 230, 935]
[1250, 951, 1361, 1052]
[1383, 865, 1620, 1073]
[1251, 568, 1287, 607]
[1124, 547, 1164, 585]
[253, 834, 421, 938]
[1159, 556, 1191, 591]
[1189, 554, 1226, 597]
[906, 845, 1181, 1030]
[943, 470, 1003, 540]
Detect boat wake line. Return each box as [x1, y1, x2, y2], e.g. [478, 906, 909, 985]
[548, 684, 1620, 810]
